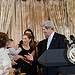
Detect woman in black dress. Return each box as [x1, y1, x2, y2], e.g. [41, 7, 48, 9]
[13, 33, 37, 75]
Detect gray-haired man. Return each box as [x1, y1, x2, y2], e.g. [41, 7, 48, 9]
[38, 21, 67, 75]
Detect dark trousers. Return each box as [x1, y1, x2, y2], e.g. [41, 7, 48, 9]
[43, 66, 58, 75]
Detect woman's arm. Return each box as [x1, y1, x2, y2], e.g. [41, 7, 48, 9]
[32, 48, 38, 56]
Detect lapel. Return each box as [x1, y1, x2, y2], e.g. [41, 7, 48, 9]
[42, 38, 48, 52]
[45, 38, 48, 49]
[49, 32, 57, 49]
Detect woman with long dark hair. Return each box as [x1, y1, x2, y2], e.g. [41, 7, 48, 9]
[13, 33, 37, 75]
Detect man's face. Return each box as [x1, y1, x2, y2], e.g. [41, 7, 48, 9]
[42, 26, 50, 38]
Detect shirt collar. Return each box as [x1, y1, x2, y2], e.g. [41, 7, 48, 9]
[47, 31, 55, 43]
[50, 31, 55, 38]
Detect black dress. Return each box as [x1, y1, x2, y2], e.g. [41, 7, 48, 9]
[13, 45, 37, 75]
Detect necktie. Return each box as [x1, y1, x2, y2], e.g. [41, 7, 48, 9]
[47, 36, 51, 50]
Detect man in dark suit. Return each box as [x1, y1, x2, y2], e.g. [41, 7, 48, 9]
[37, 21, 67, 75]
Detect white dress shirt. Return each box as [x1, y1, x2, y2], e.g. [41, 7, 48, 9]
[47, 32, 55, 50]
[0, 48, 11, 69]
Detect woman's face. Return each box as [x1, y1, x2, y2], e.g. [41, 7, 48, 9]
[22, 35, 31, 45]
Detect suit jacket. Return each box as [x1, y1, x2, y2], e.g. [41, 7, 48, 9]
[38, 32, 67, 75]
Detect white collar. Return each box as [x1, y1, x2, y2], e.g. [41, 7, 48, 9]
[50, 32, 55, 37]
[49, 32, 55, 41]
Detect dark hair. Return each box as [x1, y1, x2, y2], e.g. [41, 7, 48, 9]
[0, 32, 9, 48]
[23, 33, 35, 49]
[24, 29, 35, 40]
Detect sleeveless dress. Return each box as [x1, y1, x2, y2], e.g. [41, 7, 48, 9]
[13, 45, 37, 75]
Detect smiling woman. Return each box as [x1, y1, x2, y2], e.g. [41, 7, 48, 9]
[13, 33, 37, 75]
